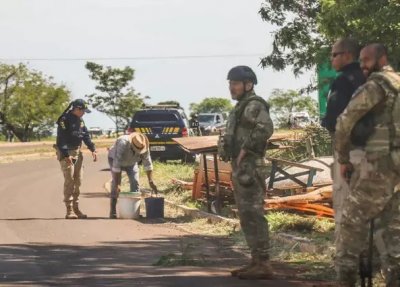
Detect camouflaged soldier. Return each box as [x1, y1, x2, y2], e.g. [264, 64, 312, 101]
[56, 99, 97, 219]
[335, 44, 400, 286]
[218, 66, 274, 280]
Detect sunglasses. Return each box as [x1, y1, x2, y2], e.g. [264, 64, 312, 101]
[331, 51, 346, 58]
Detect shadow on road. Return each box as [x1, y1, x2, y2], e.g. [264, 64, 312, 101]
[0, 236, 334, 287]
[81, 192, 108, 198]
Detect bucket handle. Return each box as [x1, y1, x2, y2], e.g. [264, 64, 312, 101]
[150, 183, 158, 197]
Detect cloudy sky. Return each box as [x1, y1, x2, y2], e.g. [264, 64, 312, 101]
[0, 0, 314, 129]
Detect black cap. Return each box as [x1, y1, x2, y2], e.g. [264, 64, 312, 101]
[72, 99, 91, 113]
[227, 66, 258, 85]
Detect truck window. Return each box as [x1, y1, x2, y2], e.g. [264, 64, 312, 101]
[134, 113, 179, 123]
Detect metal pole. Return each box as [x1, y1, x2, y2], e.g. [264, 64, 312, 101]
[213, 153, 221, 214]
[203, 153, 211, 213]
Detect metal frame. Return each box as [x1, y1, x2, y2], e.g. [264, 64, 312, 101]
[267, 159, 318, 189]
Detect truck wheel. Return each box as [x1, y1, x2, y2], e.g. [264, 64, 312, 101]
[182, 153, 196, 164]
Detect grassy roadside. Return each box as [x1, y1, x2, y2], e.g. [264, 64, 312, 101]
[128, 161, 336, 280]
[0, 139, 116, 163]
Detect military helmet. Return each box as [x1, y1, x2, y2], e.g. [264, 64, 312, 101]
[72, 99, 91, 113]
[227, 66, 257, 85]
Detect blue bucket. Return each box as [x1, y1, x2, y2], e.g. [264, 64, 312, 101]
[145, 197, 164, 219]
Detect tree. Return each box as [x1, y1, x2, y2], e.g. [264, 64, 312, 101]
[259, 0, 400, 76]
[268, 89, 317, 128]
[190, 97, 233, 114]
[85, 62, 148, 133]
[0, 63, 70, 141]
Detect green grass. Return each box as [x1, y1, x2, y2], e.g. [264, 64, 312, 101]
[267, 212, 334, 234]
[153, 253, 206, 267]
[139, 161, 195, 192]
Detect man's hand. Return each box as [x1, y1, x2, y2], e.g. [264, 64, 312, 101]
[236, 149, 247, 166]
[149, 181, 158, 195]
[65, 156, 74, 166]
[92, 151, 97, 162]
[340, 163, 353, 183]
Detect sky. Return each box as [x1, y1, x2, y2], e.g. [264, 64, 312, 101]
[0, 0, 315, 129]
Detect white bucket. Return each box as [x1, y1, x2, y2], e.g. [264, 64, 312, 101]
[118, 193, 141, 219]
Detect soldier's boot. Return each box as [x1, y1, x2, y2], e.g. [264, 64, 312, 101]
[109, 198, 117, 219]
[230, 258, 256, 277]
[237, 259, 274, 280]
[72, 202, 87, 219]
[65, 204, 78, 219]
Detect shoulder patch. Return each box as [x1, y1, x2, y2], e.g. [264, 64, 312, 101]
[59, 117, 67, 129]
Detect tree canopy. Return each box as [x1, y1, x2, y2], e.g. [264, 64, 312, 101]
[190, 97, 233, 114]
[259, 0, 400, 76]
[269, 89, 317, 128]
[85, 62, 149, 132]
[0, 63, 70, 141]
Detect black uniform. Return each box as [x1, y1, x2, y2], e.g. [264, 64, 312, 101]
[322, 62, 366, 133]
[56, 111, 95, 158]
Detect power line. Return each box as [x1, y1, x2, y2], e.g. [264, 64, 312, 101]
[0, 53, 264, 62]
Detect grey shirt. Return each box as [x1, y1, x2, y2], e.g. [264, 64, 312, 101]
[108, 135, 153, 172]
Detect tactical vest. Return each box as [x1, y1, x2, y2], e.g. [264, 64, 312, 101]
[364, 70, 400, 157]
[223, 94, 270, 158]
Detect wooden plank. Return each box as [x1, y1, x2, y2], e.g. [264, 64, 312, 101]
[266, 157, 324, 172]
[266, 186, 332, 204]
[173, 133, 296, 154]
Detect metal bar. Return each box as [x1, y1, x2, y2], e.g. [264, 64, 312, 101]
[203, 153, 211, 213]
[213, 153, 221, 214]
[273, 170, 313, 182]
[276, 167, 308, 187]
[268, 160, 277, 189]
[306, 169, 317, 187]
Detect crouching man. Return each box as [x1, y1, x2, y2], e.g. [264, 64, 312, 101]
[108, 132, 157, 218]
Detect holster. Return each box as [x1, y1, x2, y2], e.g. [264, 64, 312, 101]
[218, 134, 232, 162]
[53, 144, 63, 161]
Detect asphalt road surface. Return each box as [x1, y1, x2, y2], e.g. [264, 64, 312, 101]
[0, 153, 330, 286]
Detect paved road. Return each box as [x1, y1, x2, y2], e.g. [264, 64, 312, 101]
[0, 154, 330, 286]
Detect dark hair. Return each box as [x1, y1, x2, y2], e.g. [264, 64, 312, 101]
[336, 38, 360, 59]
[367, 43, 388, 59]
[56, 102, 73, 124]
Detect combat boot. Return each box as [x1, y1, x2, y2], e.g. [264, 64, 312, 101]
[73, 202, 87, 219]
[237, 260, 274, 280]
[230, 258, 256, 277]
[109, 198, 117, 219]
[65, 205, 78, 219]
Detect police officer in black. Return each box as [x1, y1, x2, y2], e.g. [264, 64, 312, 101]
[189, 113, 202, 136]
[322, 38, 366, 134]
[56, 99, 97, 219]
[321, 38, 366, 254]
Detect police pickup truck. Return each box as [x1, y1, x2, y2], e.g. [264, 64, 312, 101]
[128, 105, 195, 162]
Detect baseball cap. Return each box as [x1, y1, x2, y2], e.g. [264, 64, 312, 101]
[72, 99, 91, 113]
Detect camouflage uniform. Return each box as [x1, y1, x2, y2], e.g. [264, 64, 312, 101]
[335, 66, 400, 286]
[222, 91, 274, 261]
